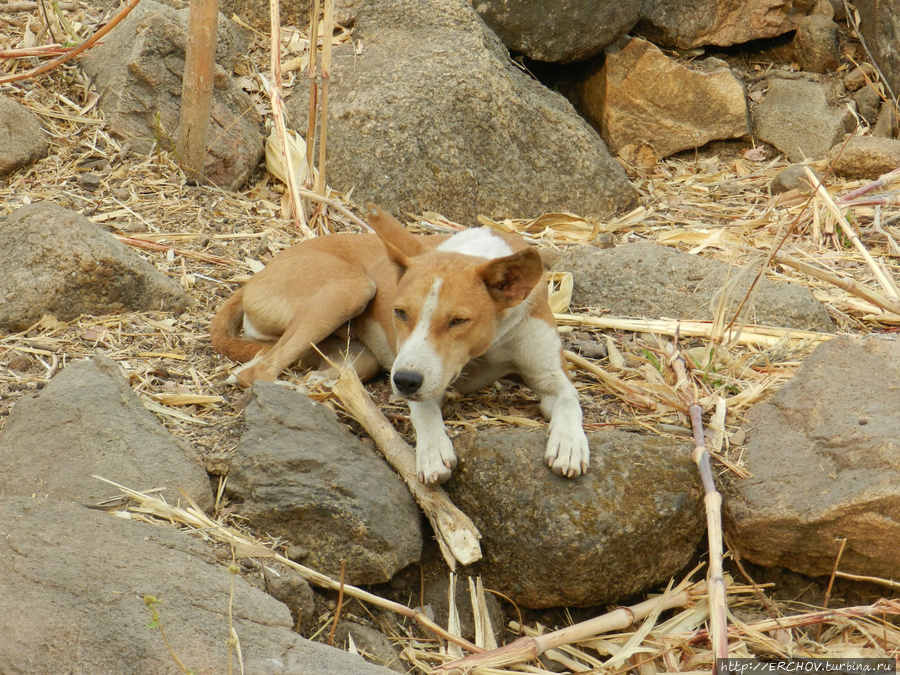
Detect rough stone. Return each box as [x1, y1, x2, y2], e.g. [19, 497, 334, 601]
[79, 0, 263, 191]
[0, 202, 190, 332]
[770, 164, 821, 195]
[557, 242, 836, 332]
[725, 336, 900, 579]
[792, 14, 841, 74]
[0, 497, 394, 675]
[853, 84, 883, 127]
[472, 0, 641, 64]
[828, 135, 900, 180]
[854, 0, 900, 98]
[753, 76, 856, 162]
[226, 383, 423, 585]
[635, 0, 804, 49]
[332, 623, 405, 673]
[0, 95, 48, 176]
[285, 0, 637, 223]
[445, 428, 704, 608]
[581, 38, 749, 158]
[0, 354, 213, 510]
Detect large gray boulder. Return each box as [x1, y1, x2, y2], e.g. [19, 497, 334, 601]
[854, 0, 900, 98]
[445, 428, 704, 608]
[0, 95, 48, 176]
[0, 496, 394, 675]
[557, 242, 836, 332]
[286, 0, 638, 223]
[226, 383, 423, 585]
[0, 354, 213, 511]
[725, 336, 900, 579]
[0, 202, 190, 332]
[80, 0, 263, 190]
[473, 0, 641, 63]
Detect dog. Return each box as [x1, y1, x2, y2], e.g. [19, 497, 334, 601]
[210, 204, 590, 484]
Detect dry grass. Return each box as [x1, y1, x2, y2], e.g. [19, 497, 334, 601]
[2, 2, 900, 673]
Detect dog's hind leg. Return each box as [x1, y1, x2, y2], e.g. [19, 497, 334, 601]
[231, 274, 377, 387]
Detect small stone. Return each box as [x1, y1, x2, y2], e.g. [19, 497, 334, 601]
[792, 14, 841, 74]
[77, 172, 103, 191]
[770, 164, 821, 195]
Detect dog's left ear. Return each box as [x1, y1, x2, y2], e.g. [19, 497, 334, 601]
[480, 247, 544, 308]
[366, 203, 426, 270]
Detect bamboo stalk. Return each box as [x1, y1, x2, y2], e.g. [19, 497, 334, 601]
[305, 0, 321, 187]
[268, 0, 312, 236]
[771, 249, 900, 318]
[805, 167, 900, 299]
[432, 584, 699, 674]
[563, 350, 657, 410]
[555, 314, 832, 348]
[837, 167, 900, 203]
[313, 0, 333, 196]
[92, 475, 484, 655]
[177, 0, 219, 184]
[330, 366, 483, 569]
[666, 341, 729, 663]
[0, 0, 142, 84]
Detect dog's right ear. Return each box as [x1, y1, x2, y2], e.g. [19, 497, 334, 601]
[366, 203, 426, 270]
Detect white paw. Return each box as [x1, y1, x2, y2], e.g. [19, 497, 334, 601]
[544, 424, 590, 478]
[416, 435, 458, 485]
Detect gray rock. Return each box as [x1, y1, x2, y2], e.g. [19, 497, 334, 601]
[792, 14, 841, 74]
[0, 496, 393, 675]
[635, 0, 802, 49]
[80, 0, 263, 191]
[829, 135, 900, 180]
[0, 95, 48, 176]
[473, 0, 640, 64]
[769, 164, 821, 195]
[332, 622, 405, 673]
[227, 383, 422, 585]
[558, 242, 836, 332]
[0, 354, 213, 510]
[753, 76, 855, 162]
[854, 0, 900, 99]
[853, 84, 883, 127]
[285, 0, 637, 223]
[445, 428, 704, 608]
[0, 202, 190, 332]
[580, 38, 749, 158]
[725, 336, 900, 579]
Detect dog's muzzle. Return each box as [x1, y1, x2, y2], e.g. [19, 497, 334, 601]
[393, 370, 424, 397]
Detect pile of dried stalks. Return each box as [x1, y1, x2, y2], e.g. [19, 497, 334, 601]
[2, 1, 900, 673]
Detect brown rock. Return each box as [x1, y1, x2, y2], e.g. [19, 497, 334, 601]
[581, 38, 749, 158]
[0, 95, 48, 176]
[725, 336, 900, 579]
[792, 14, 841, 74]
[829, 135, 900, 180]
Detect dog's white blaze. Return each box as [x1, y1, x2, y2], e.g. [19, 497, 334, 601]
[392, 278, 446, 399]
[436, 228, 513, 260]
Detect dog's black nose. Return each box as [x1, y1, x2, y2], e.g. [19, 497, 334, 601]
[393, 370, 424, 396]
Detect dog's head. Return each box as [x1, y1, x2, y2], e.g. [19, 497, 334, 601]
[366, 204, 543, 401]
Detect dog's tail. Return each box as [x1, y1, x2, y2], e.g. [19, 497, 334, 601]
[209, 289, 266, 362]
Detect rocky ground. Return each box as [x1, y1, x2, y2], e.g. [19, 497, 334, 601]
[2, 0, 900, 673]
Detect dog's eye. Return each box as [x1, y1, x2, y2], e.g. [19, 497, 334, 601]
[449, 317, 469, 328]
[394, 308, 408, 322]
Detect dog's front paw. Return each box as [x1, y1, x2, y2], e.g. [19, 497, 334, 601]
[545, 424, 590, 478]
[416, 435, 458, 485]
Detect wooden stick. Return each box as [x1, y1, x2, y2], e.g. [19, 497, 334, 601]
[177, 0, 219, 184]
[268, 0, 312, 236]
[805, 167, 900, 299]
[433, 584, 699, 673]
[771, 249, 900, 318]
[313, 0, 333, 196]
[304, 0, 321, 188]
[837, 167, 900, 203]
[555, 314, 833, 349]
[93, 475, 484, 655]
[330, 366, 483, 569]
[0, 0, 142, 84]
[666, 341, 729, 663]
